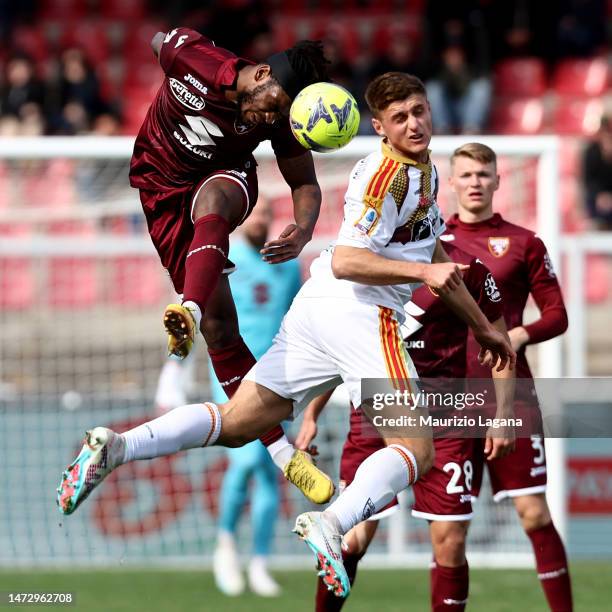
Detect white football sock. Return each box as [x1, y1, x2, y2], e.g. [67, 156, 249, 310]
[122, 402, 221, 462]
[266, 435, 295, 471]
[326, 444, 418, 534]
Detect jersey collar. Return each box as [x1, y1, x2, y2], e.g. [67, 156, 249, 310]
[381, 140, 430, 170]
[215, 57, 255, 90]
[446, 212, 503, 230]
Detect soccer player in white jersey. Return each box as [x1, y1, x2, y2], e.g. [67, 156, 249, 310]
[57, 72, 515, 598]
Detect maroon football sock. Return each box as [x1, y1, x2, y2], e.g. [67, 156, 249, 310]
[182, 214, 229, 310]
[315, 551, 363, 611]
[527, 522, 573, 611]
[207, 336, 285, 446]
[430, 561, 469, 611]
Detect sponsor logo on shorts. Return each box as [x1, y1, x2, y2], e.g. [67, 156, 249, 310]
[169, 77, 205, 110]
[460, 494, 472, 503]
[531, 465, 547, 477]
[183, 73, 208, 94]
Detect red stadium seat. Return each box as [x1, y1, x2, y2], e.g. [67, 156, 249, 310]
[11, 26, 50, 63]
[552, 57, 609, 96]
[122, 21, 168, 62]
[559, 138, 582, 178]
[271, 17, 301, 50]
[309, 19, 362, 61]
[489, 98, 545, 135]
[494, 58, 547, 97]
[586, 255, 610, 303]
[371, 18, 422, 55]
[60, 20, 111, 64]
[101, 0, 145, 20]
[552, 97, 604, 136]
[47, 258, 98, 308]
[108, 256, 166, 306]
[39, 0, 87, 20]
[559, 178, 588, 233]
[0, 258, 35, 310]
[120, 86, 155, 134]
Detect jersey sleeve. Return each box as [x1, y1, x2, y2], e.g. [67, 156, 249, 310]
[523, 235, 568, 344]
[158, 28, 205, 74]
[335, 159, 397, 250]
[464, 259, 504, 323]
[271, 119, 308, 158]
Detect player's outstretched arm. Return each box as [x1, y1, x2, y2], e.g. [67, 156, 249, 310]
[331, 244, 466, 288]
[262, 152, 321, 264]
[432, 240, 516, 371]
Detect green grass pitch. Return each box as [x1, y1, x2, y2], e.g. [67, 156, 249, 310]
[0, 563, 607, 611]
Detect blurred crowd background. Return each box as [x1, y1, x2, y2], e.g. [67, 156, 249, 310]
[0, 0, 610, 228]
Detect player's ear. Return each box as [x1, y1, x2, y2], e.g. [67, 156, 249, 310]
[494, 172, 500, 191]
[371, 116, 385, 137]
[254, 64, 272, 83]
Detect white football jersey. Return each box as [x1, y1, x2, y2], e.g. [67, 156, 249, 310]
[299, 140, 445, 318]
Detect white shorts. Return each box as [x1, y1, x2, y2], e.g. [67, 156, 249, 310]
[244, 296, 419, 417]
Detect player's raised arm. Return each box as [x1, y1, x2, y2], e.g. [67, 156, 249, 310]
[262, 151, 321, 264]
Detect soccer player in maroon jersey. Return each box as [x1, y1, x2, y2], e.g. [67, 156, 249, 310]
[129, 27, 334, 502]
[297, 241, 515, 612]
[445, 142, 572, 611]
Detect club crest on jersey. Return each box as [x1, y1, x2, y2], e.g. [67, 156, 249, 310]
[355, 207, 378, 234]
[488, 237, 510, 257]
[169, 77, 205, 110]
[234, 118, 256, 134]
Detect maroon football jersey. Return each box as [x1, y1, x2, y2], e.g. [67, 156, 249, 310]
[444, 213, 568, 380]
[406, 241, 504, 378]
[129, 27, 304, 190]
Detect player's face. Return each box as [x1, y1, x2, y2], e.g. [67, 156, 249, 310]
[449, 156, 499, 215]
[238, 80, 292, 127]
[371, 94, 432, 162]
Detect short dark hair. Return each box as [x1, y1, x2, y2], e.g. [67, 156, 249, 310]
[365, 72, 427, 117]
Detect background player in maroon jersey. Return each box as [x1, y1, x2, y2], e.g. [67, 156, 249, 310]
[445, 142, 572, 611]
[129, 27, 333, 502]
[297, 241, 515, 611]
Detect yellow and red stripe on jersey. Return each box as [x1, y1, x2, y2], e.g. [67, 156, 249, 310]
[390, 444, 417, 484]
[354, 157, 401, 235]
[378, 306, 413, 393]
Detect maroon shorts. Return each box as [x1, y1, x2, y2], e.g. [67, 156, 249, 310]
[139, 168, 258, 293]
[472, 434, 548, 502]
[412, 438, 478, 521]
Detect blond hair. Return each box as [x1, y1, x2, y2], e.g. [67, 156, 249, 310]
[451, 142, 497, 168]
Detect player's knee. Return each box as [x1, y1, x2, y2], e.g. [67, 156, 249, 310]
[431, 523, 468, 566]
[193, 182, 243, 225]
[217, 404, 258, 448]
[516, 496, 551, 531]
[417, 442, 435, 477]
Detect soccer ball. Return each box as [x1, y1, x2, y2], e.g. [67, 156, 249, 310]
[290, 82, 360, 152]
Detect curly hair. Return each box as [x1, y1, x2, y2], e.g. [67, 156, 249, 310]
[286, 40, 331, 87]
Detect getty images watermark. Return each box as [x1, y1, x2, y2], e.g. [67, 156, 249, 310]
[358, 378, 612, 439]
